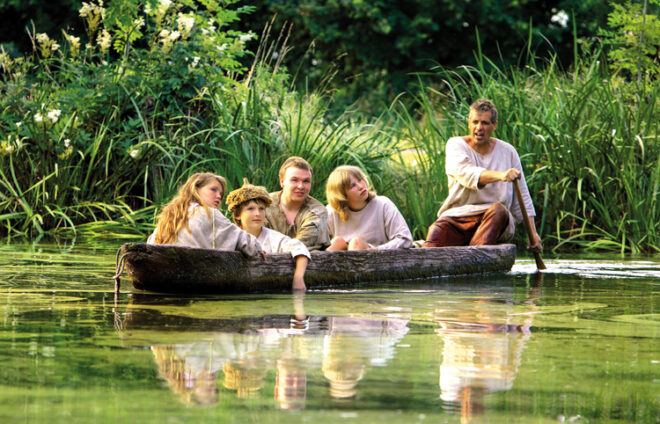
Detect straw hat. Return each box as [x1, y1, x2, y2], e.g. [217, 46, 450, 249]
[225, 178, 272, 213]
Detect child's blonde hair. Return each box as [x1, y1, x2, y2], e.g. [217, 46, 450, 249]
[154, 172, 227, 244]
[325, 165, 376, 222]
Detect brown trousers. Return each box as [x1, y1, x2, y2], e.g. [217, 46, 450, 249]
[422, 203, 509, 247]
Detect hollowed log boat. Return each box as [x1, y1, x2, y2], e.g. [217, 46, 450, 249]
[115, 242, 516, 294]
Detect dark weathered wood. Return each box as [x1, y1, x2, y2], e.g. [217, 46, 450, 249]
[118, 243, 516, 293]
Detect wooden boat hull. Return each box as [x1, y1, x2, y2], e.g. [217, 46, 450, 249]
[117, 243, 516, 293]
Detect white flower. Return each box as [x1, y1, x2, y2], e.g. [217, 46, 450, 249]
[47, 109, 62, 123]
[158, 0, 171, 9]
[217, 43, 227, 52]
[192, 56, 200, 67]
[34, 113, 43, 123]
[551, 10, 569, 28]
[79, 2, 94, 17]
[64, 139, 71, 148]
[36, 33, 50, 44]
[129, 149, 140, 159]
[159, 29, 170, 38]
[51, 42, 60, 51]
[15, 122, 22, 127]
[65, 33, 81, 51]
[168, 31, 180, 41]
[134, 17, 145, 29]
[238, 33, 253, 43]
[177, 13, 195, 37]
[98, 29, 112, 51]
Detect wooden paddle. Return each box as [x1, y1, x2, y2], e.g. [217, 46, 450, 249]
[513, 179, 546, 270]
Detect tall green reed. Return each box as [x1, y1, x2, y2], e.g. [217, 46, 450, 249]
[392, 44, 658, 252]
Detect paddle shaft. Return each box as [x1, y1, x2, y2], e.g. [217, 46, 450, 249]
[513, 179, 546, 270]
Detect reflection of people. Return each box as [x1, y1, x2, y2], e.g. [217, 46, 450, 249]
[226, 180, 311, 291]
[222, 360, 267, 398]
[147, 172, 262, 257]
[435, 297, 535, 423]
[325, 165, 412, 251]
[151, 346, 220, 406]
[274, 358, 307, 409]
[322, 316, 410, 398]
[423, 99, 542, 251]
[265, 157, 330, 251]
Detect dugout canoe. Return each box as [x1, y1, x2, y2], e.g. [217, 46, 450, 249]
[114, 242, 516, 294]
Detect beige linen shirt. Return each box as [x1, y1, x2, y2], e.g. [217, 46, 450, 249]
[438, 136, 536, 241]
[326, 196, 413, 250]
[265, 191, 330, 251]
[256, 227, 311, 260]
[147, 203, 262, 257]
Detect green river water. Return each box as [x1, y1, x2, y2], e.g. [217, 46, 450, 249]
[0, 242, 658, 423]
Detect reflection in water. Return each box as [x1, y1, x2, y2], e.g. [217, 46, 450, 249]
[151, 345, 220, 406]
[435, 276, 540, 423]
[323, 317, 409, 398]
[130, 294, 409, 408]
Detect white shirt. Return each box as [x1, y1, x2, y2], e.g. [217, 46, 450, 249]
[256, 227, 311, 260]
[147, 203, 262, 257]
[438, 137, 536, 241]
[326, 196, 413, 250]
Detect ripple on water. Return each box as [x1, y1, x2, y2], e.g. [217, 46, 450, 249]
[512, 259, 660, 279]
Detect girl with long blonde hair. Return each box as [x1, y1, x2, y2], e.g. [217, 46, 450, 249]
[148, 172, 262, 257]
[325, 166, 412, 251]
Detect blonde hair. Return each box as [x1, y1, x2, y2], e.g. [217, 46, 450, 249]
[153, 172, 227, 244]
[325, 165, 376, 222]
[279, 156, 313, 180]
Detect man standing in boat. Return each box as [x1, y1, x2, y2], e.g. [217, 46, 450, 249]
[423, 99, 542, 251]
[265, 156, 331, 251]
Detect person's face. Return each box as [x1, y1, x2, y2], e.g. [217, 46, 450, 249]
[198, 179, 224, 209]
[468, 109, 497, 145]
[238, 200, 266, 233]
[280, 167, 312, 204]
[345, 175, 368, 209]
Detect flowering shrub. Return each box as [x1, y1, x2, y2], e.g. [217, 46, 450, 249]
[0, 0, 259, 234]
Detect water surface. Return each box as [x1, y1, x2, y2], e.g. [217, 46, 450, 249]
[0, 242, 658, 423]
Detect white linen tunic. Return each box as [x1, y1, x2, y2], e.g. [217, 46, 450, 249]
[147, 203, 262, 257]
[438, 137, 536, 241]
[326, 196, 413, 250]
[256, 227, 311, 260]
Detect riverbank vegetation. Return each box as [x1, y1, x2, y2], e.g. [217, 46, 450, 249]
[0, 0, 658, 253]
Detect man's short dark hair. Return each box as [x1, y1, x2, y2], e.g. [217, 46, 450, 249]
[469, 99, 498, 123]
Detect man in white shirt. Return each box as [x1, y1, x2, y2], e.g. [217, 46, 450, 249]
[423, 99, 542, 251]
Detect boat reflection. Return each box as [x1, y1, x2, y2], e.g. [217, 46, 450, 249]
[434, 275, 541, 423]
[120, 294, 409, 408]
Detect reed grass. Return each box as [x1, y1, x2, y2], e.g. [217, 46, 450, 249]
[389, 46, 658, 253]
[1, 24, 657, 252]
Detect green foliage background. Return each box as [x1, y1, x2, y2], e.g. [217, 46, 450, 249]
[0, 0, 658, 253]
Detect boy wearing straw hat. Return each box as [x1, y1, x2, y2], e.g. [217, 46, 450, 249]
[227, 180, 310, 291]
